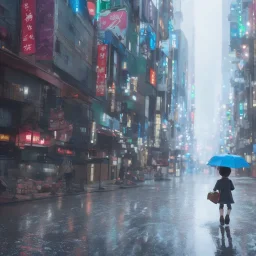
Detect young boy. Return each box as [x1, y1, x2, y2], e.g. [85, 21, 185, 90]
[213, 166, 235, 225]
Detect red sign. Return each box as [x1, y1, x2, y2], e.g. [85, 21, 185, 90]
[16, 131, 51, 147]
[57, 147, 75, 156]
[149, 68, 156, 87]
[87, 2, 96, 16]
[21, 0, 36, 55]
[99, 9, 128, 44]
[96, 45, 108, 96]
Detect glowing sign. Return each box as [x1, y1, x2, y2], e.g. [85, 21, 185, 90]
[0, 134, 10, 142]
[149, 68, 156, 87]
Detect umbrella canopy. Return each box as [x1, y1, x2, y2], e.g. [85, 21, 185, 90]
[207, 154, 249, 169]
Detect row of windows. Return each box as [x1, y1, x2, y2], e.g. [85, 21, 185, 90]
[58, 1, 94, 66]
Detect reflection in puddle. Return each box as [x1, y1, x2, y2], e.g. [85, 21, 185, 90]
[209, 225, 239, 256]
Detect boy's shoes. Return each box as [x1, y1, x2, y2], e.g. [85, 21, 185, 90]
[220, 216, 225, 226]
[225, 214, 230, 225]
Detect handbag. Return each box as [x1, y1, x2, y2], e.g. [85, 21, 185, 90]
[207, 191, 220, 204]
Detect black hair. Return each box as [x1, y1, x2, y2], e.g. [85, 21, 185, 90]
[219, 166, 231, 178]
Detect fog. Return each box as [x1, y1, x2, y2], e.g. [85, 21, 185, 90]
[181, 0, 223, 163]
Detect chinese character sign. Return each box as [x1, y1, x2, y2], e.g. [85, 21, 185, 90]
[21, 0, 36, 55]
[96, 45, 108, 97]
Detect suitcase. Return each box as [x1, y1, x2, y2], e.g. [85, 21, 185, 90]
[207, 191, 220, 204]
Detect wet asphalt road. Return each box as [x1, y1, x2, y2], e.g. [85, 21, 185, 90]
[1, 175, 256, 256]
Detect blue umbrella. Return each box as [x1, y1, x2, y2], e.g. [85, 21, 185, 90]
[207, 154, 249, 168]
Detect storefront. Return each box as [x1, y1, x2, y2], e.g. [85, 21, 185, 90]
[0, 103, 22, 177]
[0, 66, 61, 194]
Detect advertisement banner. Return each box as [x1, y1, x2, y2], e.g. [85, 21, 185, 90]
[16, 131, 52, 147]
[36, 0, 55, 60]
[99, 9, 128, 45]
[96, 45, 108, 97]
[49, 108, 73, 143]
[21, 0, 36, 55]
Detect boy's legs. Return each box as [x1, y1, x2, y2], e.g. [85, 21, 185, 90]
[219, 204, 225, 225]
[219, 204, 224, 216]
[226, 204, 232, 215]
[225, 204, 232, 225]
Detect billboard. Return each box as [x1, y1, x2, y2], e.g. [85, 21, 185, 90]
[49, 108, 73, 142]
[21, 0, 36, 55]
[96, 44, 108, 97]
[36, 0, 55, 60]
[99, 9, 128, 45]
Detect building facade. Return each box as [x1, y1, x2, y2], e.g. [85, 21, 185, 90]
[0, 0, 96, 194]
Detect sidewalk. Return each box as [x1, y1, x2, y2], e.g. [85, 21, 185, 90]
[0, 180, 120, 205]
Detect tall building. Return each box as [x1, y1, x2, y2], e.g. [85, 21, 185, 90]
[0, 0, 96, 186]
[219, 0, 234, 154]
[181, 0, 196, 161]
[0, 0, 176, 200]
[227, 0, 254, 176]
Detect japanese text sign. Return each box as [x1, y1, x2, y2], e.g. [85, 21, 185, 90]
[96, 45, 108, 97]
[21, 0, 36, 55]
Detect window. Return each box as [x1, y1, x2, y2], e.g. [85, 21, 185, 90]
[80, 127, 87, 133]
[156, 96, 161, 111]
[55, 40, 61, 53]
[64, 55, 69, 65]
[0, 5, 5, 16]
[88, 109, 92, 120]
[90, 164, 94, 182]
[68, 24, 75, 35]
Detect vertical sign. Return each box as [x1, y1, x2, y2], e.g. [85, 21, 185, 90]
[96, 44, 108, 96]
[36, 0, 55, 60]
[149, 68, 156, 87]
[21, 0, 36, 55]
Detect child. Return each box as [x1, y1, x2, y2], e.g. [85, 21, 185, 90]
[213, 166, 235, 225]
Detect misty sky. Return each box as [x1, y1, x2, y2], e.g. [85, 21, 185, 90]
[181, 0, 223, 162]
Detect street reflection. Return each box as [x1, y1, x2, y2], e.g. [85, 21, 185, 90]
[0, 175, 256, 255]
[209, 225, 239, 256]
[85, 193, 92, 216]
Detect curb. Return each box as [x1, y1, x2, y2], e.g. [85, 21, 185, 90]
[0, 187, 120, 206]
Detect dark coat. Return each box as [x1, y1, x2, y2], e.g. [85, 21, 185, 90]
[213, 178, 235, 204]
